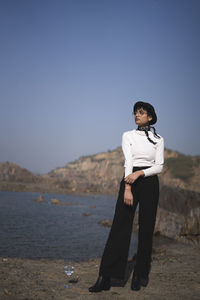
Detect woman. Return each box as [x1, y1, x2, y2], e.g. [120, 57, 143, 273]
[89, 101, 164, 292]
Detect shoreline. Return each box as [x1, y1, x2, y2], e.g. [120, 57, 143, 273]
[0, 183, 115, 197]
[1, 237, 200, 300]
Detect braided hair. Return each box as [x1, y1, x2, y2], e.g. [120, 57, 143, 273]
[137, 125, 160, 145]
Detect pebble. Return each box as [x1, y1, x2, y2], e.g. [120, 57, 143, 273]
[2, 258, 8, 262]
[4, 288, 10, 295]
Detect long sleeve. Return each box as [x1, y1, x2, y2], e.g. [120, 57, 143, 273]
[143, 137, 164, 177]
[122, 132, 134, 178]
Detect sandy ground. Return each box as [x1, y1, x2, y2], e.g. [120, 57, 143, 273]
[0, 237, 200, 300]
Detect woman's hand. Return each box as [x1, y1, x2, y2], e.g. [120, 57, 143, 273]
[124, 170, 144, 184]
[124, 184, 134, 206]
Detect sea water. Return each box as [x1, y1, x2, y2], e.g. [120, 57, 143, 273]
[0, 191, 137, 261]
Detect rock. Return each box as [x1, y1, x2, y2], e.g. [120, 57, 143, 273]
[69, 276, 79, 283]
[50, 199, 77, 206]
[4, 288, 10, 295]
[154, 208, 185, 239]
[98, 219, 112, 227]
[51, 198, 60, 205]
[180, 207, 200, 236]
[159, 185, 200, 216]
[152, 185, 200, 243]
[35, 195, 45, 203]
[154, 206, 200, 244]
[2, 258, 8, 262]
[82, 212, 91, 216]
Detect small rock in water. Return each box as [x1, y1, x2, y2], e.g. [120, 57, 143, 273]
[35, 195, 45, 203]
[98, 219, 112, 227]
[82, 212, 91, 216]
[51, 198, 60, 205]
[90, 205, 96, 208]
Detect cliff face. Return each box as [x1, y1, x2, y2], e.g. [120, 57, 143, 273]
[155, 186, 200, 243]
[47, 148, 200, 194]
[47, 147, 124, 194]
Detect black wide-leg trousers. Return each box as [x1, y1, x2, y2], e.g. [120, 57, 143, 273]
[99, 167, 159, 280]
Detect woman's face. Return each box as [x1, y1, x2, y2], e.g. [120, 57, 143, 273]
[134, 107, 152, 127]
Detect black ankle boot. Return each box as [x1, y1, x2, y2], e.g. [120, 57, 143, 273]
[140, 275, 149, 287]
[88, 275, 111, 293]
[131, 271, 141, 291]
[140, 264, 151, 287]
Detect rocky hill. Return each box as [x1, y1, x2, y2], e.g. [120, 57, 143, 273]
[1, 148, 200, 195]
[0, 162, 39, 183]
[47, 148, 200, 195]
[0, 162, 54, 193]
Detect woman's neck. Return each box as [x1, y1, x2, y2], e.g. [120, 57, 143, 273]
[137, 125, 150, 131]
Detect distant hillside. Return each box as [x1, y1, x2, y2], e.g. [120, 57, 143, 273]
[0, 162, 39, 183]
[0, 162, 54, 193]
[47, 148, 200, 194]
[0, 148, 200, 195]
[47, 147, 123, 194]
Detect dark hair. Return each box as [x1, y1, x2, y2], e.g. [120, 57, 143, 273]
[137, 125, 160, 145]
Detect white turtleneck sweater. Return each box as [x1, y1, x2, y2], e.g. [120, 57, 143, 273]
[122, 129, 164, 178]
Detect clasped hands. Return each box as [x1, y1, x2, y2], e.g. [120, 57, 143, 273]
[123, 170, 144, 206]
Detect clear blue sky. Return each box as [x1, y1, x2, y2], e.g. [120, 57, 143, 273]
[1, 0, 200, 174]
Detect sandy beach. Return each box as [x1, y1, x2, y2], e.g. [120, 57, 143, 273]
[0, 236, 200, 300]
